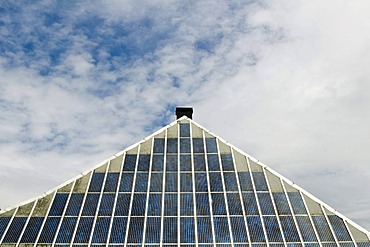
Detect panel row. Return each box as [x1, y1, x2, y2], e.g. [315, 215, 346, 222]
[85, 171, 272, 193]
[117, 153, 235, 172]
[82, 172, 271, 194]
[33, 190, 314, 217]
[0, 215, 355, 244]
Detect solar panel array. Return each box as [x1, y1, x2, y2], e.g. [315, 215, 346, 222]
[0, 118, 369, 246]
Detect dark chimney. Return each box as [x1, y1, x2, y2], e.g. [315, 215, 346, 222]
[176, 107, 193, 119]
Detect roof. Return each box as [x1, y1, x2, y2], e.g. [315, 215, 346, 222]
[0, 116, 369, 246]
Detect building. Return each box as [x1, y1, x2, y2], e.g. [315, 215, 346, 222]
[0, 109, 369, 246]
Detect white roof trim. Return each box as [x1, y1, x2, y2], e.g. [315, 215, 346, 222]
[1, 116, 369, 237]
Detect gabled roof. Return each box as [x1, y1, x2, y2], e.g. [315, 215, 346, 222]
[0, 116, 369, 246]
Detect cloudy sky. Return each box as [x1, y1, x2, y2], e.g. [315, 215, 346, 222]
[1, 0, 370, 230]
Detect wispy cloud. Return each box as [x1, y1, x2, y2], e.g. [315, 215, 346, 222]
[1, 0, 370, 229]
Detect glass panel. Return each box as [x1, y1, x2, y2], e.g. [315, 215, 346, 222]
[221, 154, 234, 171]
[340, 243, 355, 247]
[91, 217, 111, 243]
[98, 194, 115, 216]
[38, 217, 61, 243]
[115, 194, 131, 216]
[207, 154, 220, 171]
[180, 138, 191, 153]
[230, 216, 248, 242]
[209, 172, 223, 191]
[180, 123, 190, 137]
[145, 217, 161, 243]
[312, 215, 335, 241]
[0, 217, 11, 240]
[247, 216, 266, 242]
[181, 173, 193, 192]
[127, 217, 144, 243]
[205, 138, 218, 153]
[357, 243, 370, 247]
[304, 244, 321, 247]
[149, 173, 163, 192]
[195, 173, 208, 192]
[166, 155, 178, 172]
[109, 217, 127, 243]
[82, 193, 100, 216]
[212, 193, 227, 215]
[167, 138, 178, 153]
[223, 172, 238, 191]
[104, 173, 119, 192]
[227, 193, 243, 215]
[73, 217, 94, 243]
[2, 217, 27, 243]
[89, 173, 105, 192]
[165, 172, 177, 192]
[153, 138, 165, 153]
[49, 193, 69, 216]
[197, 217, 213, 243]
[152, 154, 164, 171]
[257, 193, 275, 215]
[238, 172, 253, 191]
[252, 172, 268, 191]
[20, 217, 44, 243]
[193, 138, 204, 153]
[181, 217, 195, 243]
[279, 216, 301, 242]
[328, 215, 352, 241]
[181, 193, 194, 216]
[131, 194, 147, 216]
[164, 194, 177, 216]
[138, 154, 151, 171]
[56, 217, 78, 243]
[147, 194, 162, 216]
[134, 173, 149, 192]
[119, 172, 134, 192]
[196, 193, 211, 215]
[65, 193, 84, 216]
[213, 217, 231, 243]
[272, 193, 291, 215]
[194, 154, 206, 171]
[296, 215, 317, 242]
[263, 216, 283, 242]
[123, 154, 137, 172]
[288, 192, 307, 214]
[163, 217, 177, 243]
[321, 244, 337, 247]
[180, 154, 191, 171]
[242, 193, 259, 215]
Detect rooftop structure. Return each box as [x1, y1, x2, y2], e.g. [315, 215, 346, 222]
[0, 112, 369, 246]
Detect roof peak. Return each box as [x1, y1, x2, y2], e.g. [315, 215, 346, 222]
[176, 106, 193, 119]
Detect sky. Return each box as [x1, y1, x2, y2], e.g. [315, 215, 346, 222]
[1, 0, 370, 230]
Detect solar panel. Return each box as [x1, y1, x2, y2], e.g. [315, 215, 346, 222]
[2, 217, 27, 243]
[38, 216, 61, 243]
[56, 217, 77, 243]
[180, 217, 195, 243]
[91, 217, 111, 243]
[49, 193, 69, 216]
[0, 217, 11, 240]
[103, 173, 119, 192]
[20, 217, 44, 243]
[0, 118, 367, 246]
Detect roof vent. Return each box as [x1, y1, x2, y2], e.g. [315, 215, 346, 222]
[176, 107, 193, 119]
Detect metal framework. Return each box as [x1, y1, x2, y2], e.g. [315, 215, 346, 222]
[0, 116, 369, 246]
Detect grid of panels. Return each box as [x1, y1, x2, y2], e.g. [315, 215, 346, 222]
[0, 120, 369, 246]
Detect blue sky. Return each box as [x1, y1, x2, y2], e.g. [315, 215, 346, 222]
[1, 0, 370, 229]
